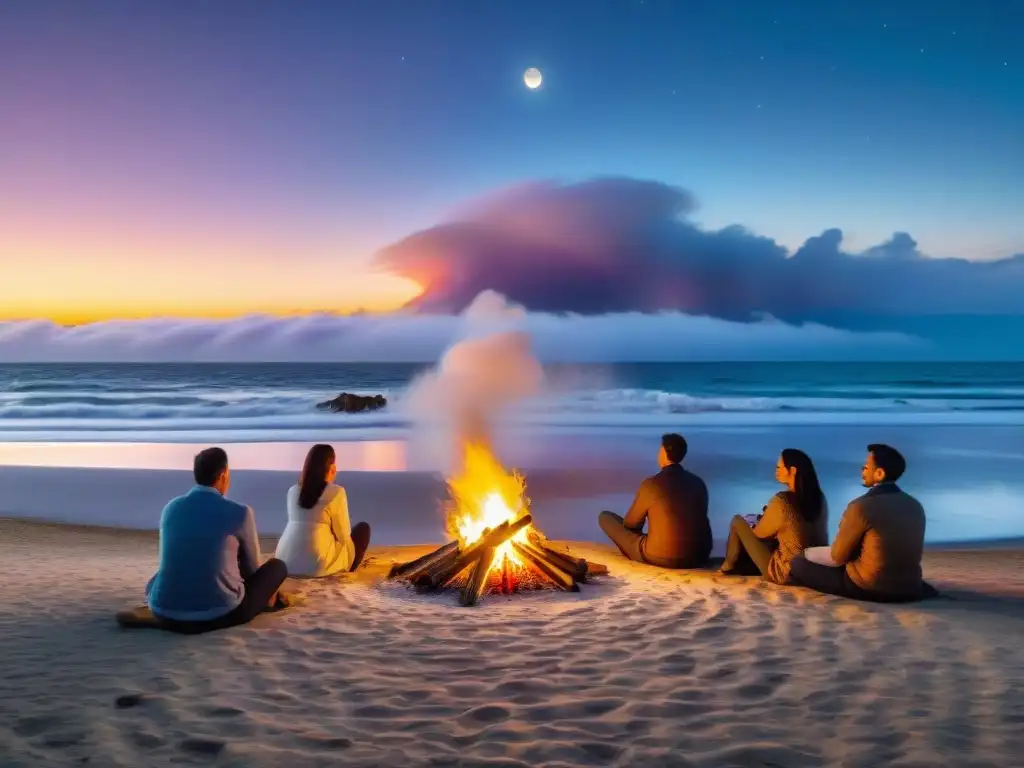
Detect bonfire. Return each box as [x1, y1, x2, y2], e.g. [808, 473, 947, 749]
[387, 443, 607, 605]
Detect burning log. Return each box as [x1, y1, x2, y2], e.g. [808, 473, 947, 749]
[415, 524, 503, 590]
[527, 531, 609, 578]
[460, 546, 498, 607]
[416, 514, 533, 590]
[529, 541, 587, 581]
[512, 541, 579, 592]
[388, 541, 460, 580]
[406, 545, 462, 585]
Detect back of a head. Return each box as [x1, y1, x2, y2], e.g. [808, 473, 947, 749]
[298, 443, 336, 509]
[868, 443, 906, 483]
[193, 447, 228, 487]
[781, 448, 824, 522]
[661, 433, 687, 465]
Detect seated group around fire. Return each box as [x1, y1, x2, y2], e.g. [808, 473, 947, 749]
[598, 433, 933, 604]
[141, 433, 932, 633]
[144, 444, 371, 634]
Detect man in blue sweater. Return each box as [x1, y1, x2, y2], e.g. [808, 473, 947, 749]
[146, 447, 288, 634]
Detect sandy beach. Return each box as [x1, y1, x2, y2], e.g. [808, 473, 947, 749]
[2, 435, 1024, 767]
[3, 514, 1024, 768]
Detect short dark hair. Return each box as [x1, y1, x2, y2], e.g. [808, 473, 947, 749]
[867, 443, 905, 482]
[194, 447, 229, 487]
[661, 433, 687, 464]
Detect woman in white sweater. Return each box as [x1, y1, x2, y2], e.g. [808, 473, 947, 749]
[275, 444, 371, 577]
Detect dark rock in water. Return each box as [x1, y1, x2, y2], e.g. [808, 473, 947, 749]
[316, 392, 388, 413]
[114, 693, 146, 709]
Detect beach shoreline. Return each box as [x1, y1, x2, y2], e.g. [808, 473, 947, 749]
[2, 422, 1024, 545]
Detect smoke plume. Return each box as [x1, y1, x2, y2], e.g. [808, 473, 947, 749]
[402, 292, 545, 473]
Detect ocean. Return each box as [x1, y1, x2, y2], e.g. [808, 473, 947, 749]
[2, 361, 1023, 544]
[1, 361, 1023, 443]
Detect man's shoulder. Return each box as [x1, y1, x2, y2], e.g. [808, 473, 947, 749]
[218, 495, 252, 521]
[679, 467, 708, 490]
[168, 490, 250, 519]
[882, 487, 924, 514]
[849, 486, 922, 516]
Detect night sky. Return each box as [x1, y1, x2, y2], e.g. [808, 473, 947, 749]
[0, 0, 1021, 328]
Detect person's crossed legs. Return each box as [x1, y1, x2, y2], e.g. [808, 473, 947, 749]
[159, 558, 289, 635]
[598, 511, 645, 563]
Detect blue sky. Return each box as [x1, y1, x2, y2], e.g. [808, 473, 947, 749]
[0, 0, 1020, 344]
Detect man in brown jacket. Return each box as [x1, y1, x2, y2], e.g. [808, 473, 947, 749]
[791, 443, 931, 602]
[598, 433, 712, 568]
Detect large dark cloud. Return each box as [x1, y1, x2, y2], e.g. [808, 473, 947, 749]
[374, 178, 1024, 323]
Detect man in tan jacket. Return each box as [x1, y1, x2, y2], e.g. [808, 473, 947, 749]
[598, 433, 712, 568]
[791, 443, 932, 602]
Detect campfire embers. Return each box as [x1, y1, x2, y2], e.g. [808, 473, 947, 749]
[387, 443, 607, 605]
[387, 526, 608, 606]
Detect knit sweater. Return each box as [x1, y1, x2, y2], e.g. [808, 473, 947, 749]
[753, 491, 829, 584]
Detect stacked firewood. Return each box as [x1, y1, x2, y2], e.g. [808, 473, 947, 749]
[386, 514, 608, 606]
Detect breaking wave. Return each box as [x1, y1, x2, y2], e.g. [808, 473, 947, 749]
[2, 380, 1023, 440]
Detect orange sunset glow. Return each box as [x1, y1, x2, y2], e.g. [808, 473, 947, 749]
[0, 236, 424, 324]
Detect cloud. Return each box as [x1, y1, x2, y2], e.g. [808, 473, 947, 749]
[4, 176, 1020, 362]
[0, 291, 928, 362]
[374, 177, 1024, 320]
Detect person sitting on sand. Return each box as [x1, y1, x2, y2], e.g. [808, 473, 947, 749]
[719, 448, 829, 584]
[275, 443, 372, 577]
[790, 443, 931, 602]
[598, 433, 712, 568]
[145, 447, 289, 634]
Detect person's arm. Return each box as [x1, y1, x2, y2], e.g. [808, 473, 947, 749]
[751, 495, 784, 539]
[328, 488, 352, 544]
[237, 506, 262, 579]
[623, 480, 651, 532]
[830, 502, 867, 565]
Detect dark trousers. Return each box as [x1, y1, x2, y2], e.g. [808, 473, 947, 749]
[598, 511, 709, 569]
[599, 511, 645, 563]
[157, 558, 289, 635]
[721, 515, 774, 576]
[789, 556, 931, 604]
[350, 521, 371, 570]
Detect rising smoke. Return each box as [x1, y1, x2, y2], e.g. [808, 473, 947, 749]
[402, 291, 545, 473]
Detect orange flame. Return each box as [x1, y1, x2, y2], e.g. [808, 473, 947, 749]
[446, 443, 531, 569]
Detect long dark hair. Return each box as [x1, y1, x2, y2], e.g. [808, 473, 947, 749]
[781, 448, 824, 522]
[298, 444, 336, 509]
